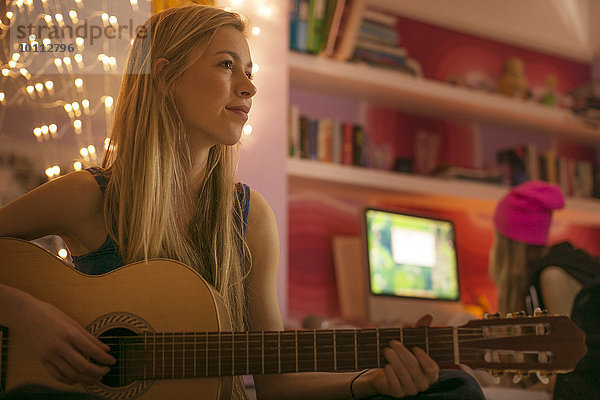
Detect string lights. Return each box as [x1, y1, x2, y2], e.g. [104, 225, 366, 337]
[2, 0, 266, 180]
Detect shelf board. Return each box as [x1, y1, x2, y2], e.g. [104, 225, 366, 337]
[286, 158, 600, 226]
[288, 52, 600, 143]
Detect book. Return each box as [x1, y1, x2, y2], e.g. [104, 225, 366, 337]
[299, 116, 310, 159]
[331, 120, 343, 164]
[317, 119, 333, 162]
[342, 123, 354, 165]
[288, 104, 301, 158]
[333, 0, 367, 61]
[306, 0, 327, 53]
[355, 38, 407, 58]
[308, 119, 319, 160]
[363, 8, 398, 27]
[293, 0, 309, 52]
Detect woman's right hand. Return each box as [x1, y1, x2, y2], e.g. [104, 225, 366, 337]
[15, 296, 116, 385]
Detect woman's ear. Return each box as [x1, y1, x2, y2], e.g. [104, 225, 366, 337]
[153, 57, 169, 92]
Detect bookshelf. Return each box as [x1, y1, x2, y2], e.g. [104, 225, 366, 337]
[289, 51, 600, 143]
[287, 158, 600, 226]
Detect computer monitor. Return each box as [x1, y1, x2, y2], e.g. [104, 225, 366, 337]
[363, 208, 465, 325]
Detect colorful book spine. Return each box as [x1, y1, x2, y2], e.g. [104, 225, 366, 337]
[342, 123, 354, 165]
[308, 119, 319, 160]
[294, 0, 309, 52]
[317, 119, 333, 162]
[334, 0, 367, 61]
[306, 0, 327, 53]
[288, 104, 301, 158]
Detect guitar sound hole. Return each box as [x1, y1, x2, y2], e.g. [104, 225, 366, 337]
[98, 328, 144, 388]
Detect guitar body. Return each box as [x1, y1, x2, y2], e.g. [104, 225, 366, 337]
[0, 237, 232, 399]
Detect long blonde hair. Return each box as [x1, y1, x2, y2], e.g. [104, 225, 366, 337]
[101, 5, 252, 392]
[489, 231, 546, 314]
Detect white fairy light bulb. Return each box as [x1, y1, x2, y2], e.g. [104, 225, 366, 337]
[55, 13, 65, 28]
[104, 138, 111, 150]
[72, 101, 81, 117]
[20, 68, 31, 79]
[28, 34, 35, 41]
[104, 96, 114, 111]
[109, 15, 117, 26]
[74, 78, 83, 92]
[73, 119, 82, 134]
[0, 92, 5, 105]
[41, 125, 49, 140]
[80, 147, 89, 157]
[75, 37, 84, 50]
[69, 10, 78, 23]
[73, 161, 82, 171]
[243, 124, 253, 135]
[44, 14, 52, 24]
[259, 5, 272, 17]
[101, 12, 109, 26]
[12, 53, 20, 62]
[1, 69, 9, 77]
[44, 80, 54, 95]
[52, 166, 60, 176]
[45, 168, 54, 178]
[42, 38, 51, 47]
[8, 61, 15, 68]
[252, 26, 261, 36]
[34, 127, 42, 142]
[54, 58, 63, 72]
[6, 11, 13, 19]
[74, 53, 83, 66]
[63, 57, 72, 72]
[49, 123, 57, 139]
[58, 249, 68, 259]
[64, 103, 73, 113]
[26, 85, 35, 95]
[252, 64, 259, 75]
[87, 145, 96, 155]
[81, 99, 90, 114]
[35, 83, 43, 92]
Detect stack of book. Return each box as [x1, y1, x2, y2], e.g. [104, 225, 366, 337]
[496, 144, 599, 199]
[351, 7, 421, 76]
[570, 80, 600, 128]
[289, 0, 422, 76]
[287, 104, 369, 167]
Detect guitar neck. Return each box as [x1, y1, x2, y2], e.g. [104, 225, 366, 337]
[115, 327, 459, 380]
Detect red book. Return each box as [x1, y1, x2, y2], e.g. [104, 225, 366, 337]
[342, 123, 354, 165]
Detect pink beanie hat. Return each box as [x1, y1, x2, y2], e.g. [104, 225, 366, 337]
[493, 181, 565, 245]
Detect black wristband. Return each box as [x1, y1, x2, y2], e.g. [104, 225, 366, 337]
[350, 369, 370, 399]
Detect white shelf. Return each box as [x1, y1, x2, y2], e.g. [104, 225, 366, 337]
[286, 158, 600, 226]
[288, 51, 600, 143]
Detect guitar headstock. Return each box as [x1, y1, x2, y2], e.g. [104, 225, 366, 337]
[457, 312, 586, 381]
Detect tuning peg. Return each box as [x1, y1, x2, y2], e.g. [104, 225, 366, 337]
[506, 311, 526, 318]
[534, 308, 549, 316]
[536, 370, 551, 384]
[483, 312, 501, 319]
[489, 370, 503, 384]
[512, 371, 527, 384]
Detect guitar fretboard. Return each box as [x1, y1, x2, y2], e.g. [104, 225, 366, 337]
[106, 327, 461, 380]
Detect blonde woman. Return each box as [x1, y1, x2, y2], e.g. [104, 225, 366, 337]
[490, 180, 600, 399]
[0, 5, 483, 399]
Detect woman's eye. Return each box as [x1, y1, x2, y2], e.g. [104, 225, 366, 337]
[246, 72, 254, 80]
[222, 60, 234, 69]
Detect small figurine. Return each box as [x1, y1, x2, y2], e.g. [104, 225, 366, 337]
[498, 57, 530, 99]
[540, 75, 558, 106]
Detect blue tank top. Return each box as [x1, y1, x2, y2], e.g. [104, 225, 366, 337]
[71, 167, 251, 275]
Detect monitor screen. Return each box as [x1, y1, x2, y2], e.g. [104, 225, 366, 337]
[364, 208, 460, 302]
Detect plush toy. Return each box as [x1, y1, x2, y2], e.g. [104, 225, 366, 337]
[498, 57, 530, 99]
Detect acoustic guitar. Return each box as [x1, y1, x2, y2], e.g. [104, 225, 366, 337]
[0, 237, 587, 399]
